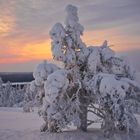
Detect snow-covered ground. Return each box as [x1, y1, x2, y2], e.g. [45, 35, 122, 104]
[0, 107, 140, 140]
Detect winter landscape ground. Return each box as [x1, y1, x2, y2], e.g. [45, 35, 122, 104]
[0, 107, 140, 140]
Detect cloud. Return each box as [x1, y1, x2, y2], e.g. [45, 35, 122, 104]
[80, 0, 140, 30]
[0, 15, 15, 36]
[1, 0, 140, 35]
[0, 1, 16, 36]
[0, 38, 52, 64]
[1, 0, 140, 41]
[119, 49, 140, 71]
[0, 0, 140, 72]
[0, 59, 43, 72]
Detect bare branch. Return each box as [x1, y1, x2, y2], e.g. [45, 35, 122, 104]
[88, 109, 104, 119]
[89, 104, 105, 117]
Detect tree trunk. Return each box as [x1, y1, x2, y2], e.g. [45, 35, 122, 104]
[77, 89, 88, 131]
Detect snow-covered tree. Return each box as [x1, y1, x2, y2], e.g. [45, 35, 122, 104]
[31, 5, 140, 137]
[23, 85, 36, 112]
[0, 78, 26, 107]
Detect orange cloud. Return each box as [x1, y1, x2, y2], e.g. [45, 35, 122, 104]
[21, 39, 52, 60]
[0, 15, 15, 36]
[0, 39, 52, 64]
[0, 25, 140, 65]
[0, 2, 16, 37]
[82, 28, 140, 52]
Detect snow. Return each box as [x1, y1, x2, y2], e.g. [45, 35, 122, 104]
[65, 5, 79, 27]
[49, 23, 65, 42]
[0, 107, 140, 140]
[135, 72, 140, 84]
[50, 23, 66, 61]
[0, 107, 42, 131]
[88, 47, 101, 74]
[33, 60, 59, 86]
[100, 40, 115, 61]
[98, 74, 129, 98]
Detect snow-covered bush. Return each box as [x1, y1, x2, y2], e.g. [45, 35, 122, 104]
[87, 73, 140, 137]
[31, 4, 140, 137]
[0, 79, 26, 107]
[30, 60, 59, 106]
[22, 84, 36, 112]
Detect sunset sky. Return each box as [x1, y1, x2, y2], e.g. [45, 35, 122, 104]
[0, 0, 140, 72]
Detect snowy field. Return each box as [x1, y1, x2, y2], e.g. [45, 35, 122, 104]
[0, 107, 140, 140]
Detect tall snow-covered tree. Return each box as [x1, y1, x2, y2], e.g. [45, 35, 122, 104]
[31, 5, 140, 137]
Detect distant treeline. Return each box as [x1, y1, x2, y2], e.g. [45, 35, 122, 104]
[0, 72, 34, 83]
